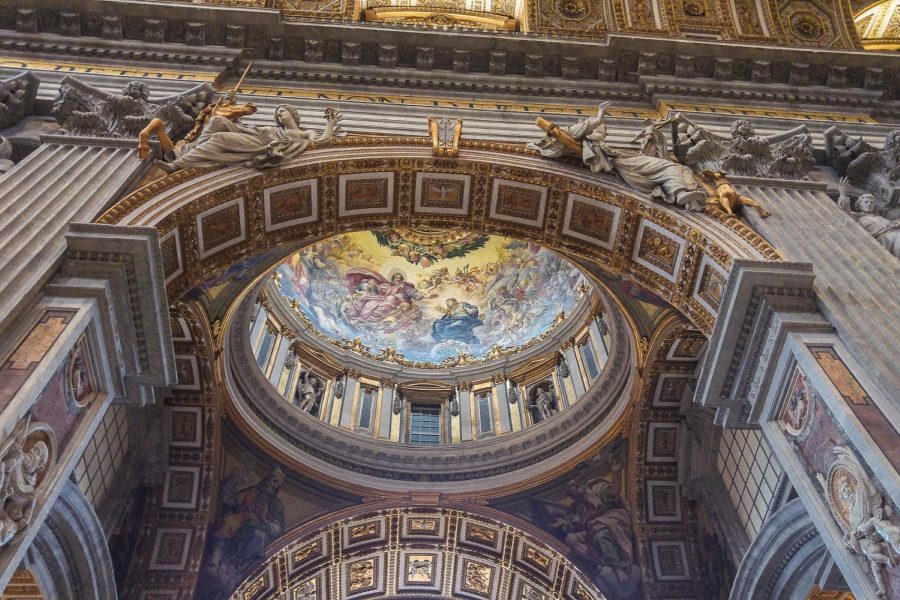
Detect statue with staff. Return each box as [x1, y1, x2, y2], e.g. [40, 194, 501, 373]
[138, 63, 343, 172]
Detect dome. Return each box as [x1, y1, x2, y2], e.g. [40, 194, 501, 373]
[271, 229, 588, 368]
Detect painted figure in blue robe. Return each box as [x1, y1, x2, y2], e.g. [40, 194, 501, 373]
[432, 297, 482, 345]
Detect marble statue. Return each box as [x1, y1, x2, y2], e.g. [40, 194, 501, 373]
[529, 382, 557, 420]
[295, 371, 323, 414]
[557, 353, 570, 378]
[530, 102, 708, 211]
[0, 71, 38, 130]
[0, 136, 14, 175]
[52, 75, 214, 139]
[674, 115, 814, 180]
[820, 445, 899, 598]
[507, 379, 520, 404]
[149, 103, 343, 173]
[629, 116, 678, 159]
[838, 178, 900, 258]
[0, 417, 51, 547]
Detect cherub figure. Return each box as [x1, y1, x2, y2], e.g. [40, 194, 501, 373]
[698, 170, 771, 217]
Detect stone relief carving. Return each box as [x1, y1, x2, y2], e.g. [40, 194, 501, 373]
[0, 71, 39, 130]
[674, 117, 815, 180]
[817, 445, 900, 598]
[530, 102, 709, 212]
[51, 76, 215, 140]
[824, 126, 900, 217]
[149, 103, 343, 173]
[0, 415, 54, 548]
[837, 177, 900, 259]
[529, 103, 783, 216]
[0, 137, 14, 175]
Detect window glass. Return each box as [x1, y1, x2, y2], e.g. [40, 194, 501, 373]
[410, 405, 441, 445]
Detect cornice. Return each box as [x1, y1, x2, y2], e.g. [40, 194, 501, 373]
[1, 3, 899, 110]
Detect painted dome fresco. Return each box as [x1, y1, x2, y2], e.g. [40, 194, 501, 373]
[272, 229, 587, 366]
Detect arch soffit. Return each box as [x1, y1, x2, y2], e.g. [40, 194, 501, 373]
[99, 142, 780, 336]
[231, 503, 607, 600]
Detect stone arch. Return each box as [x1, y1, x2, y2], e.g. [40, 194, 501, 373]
[21, 480, 118, 600]
[227, 502, 608, 600]
[98, 141, 779, 336]
[730, 498, 827, 600]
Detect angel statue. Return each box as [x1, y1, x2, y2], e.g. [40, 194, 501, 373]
[529, 102, 708, 211]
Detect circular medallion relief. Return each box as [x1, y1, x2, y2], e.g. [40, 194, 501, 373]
[827, 465, 861, 532]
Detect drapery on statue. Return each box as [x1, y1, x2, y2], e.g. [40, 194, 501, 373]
[838, 177, 900, 259]
[138, 64, 343, 172]
[528, 103, 772, 217]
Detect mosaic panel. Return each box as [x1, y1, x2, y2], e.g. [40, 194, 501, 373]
[646, 480, 682, 522]
[161, 466, 200, 509]
[196, 198, 246, 259]
[489, 179, 547, 227]
[159, 228, 182, 283]
[562, 193, 620, 250]
[339, 173, 394, 216]
[264, 179, 318, 231]
[650, 541, 690, 581]
[633, 220, 684, 280]
[414, 173, 471, 215]
[148, 528, 192, 570]
[646, 423, 679, 463]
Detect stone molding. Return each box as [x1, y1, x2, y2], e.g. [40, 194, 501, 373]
[222, 282, 635, 494]
[730, 499, 827, 600]
[693, 259, 830, 427]
[44, 223, 176, 403]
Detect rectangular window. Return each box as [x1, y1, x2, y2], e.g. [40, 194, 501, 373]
[409, 405, 441, 445]
[358, 387, 375, 430]
[580, 339, 600, 381]
[476, 391, 493, 436]
[256, 329, 274, 366]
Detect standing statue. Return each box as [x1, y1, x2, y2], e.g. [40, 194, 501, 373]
[507, 379, 520, 404]
[838, 178, 900, 259]
[529, 102, 708, 211]
[529, 382, 557, 421]
[295, 371, 322, 414]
